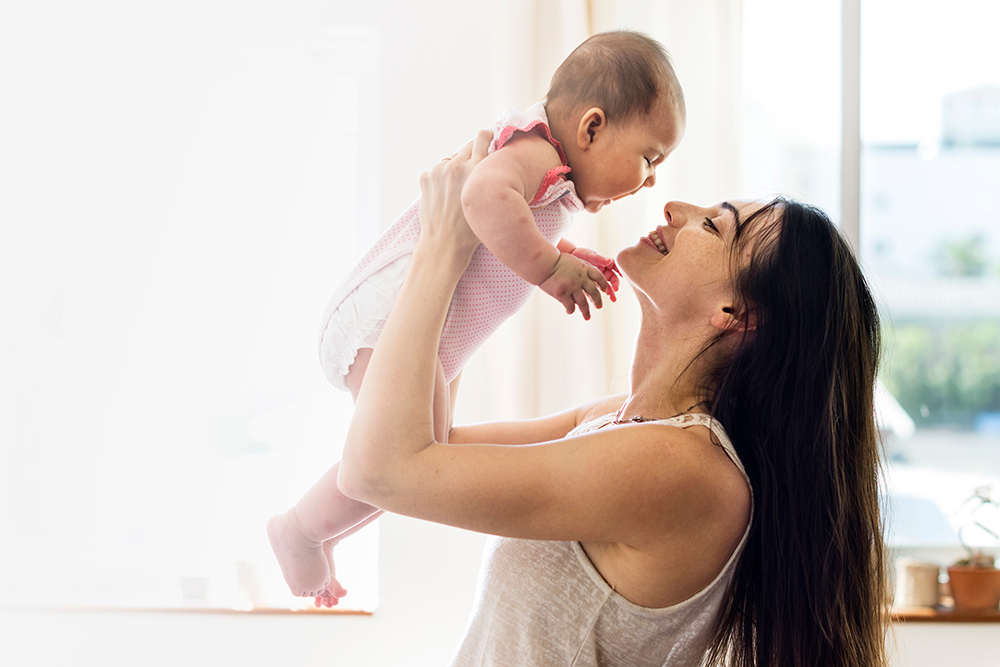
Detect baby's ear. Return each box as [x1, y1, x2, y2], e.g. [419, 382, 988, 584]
[576, 107, 607, 148]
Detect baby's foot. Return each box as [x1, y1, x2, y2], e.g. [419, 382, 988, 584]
[314, 539, 348, 607]
[267, 509, 336, 598]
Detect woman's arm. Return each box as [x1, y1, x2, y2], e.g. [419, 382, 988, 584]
[337, 133, 742, 549]
[447, 393, 626, 446]
[339, 136, 487, 497]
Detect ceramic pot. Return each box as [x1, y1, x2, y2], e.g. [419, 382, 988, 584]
[947, 565, 1000, 610]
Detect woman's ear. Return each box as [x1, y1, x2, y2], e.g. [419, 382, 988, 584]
[711, 305, 757, 333]
[575, 107, 607, 150]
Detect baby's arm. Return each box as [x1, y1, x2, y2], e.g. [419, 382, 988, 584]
[461, 133, 608, 319]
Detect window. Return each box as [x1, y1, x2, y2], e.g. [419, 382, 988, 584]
[0, 20, 379, 611]
[860, 0, 1000, 550]
[742, 0, 1000, 551]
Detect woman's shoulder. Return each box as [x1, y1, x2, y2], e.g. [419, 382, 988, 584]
[573, 413, 751, 531]
[570, 393, 628, 429]
[617, 420, 752, 567]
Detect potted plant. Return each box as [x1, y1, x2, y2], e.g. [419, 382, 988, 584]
[947, 486, 1000, 610]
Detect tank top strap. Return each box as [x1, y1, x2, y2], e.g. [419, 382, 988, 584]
[663, 413, 749, 484]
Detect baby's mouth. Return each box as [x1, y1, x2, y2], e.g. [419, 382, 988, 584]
[649, 231, 668, 255]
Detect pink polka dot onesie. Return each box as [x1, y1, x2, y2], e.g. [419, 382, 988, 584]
[318, 102, 585, 391]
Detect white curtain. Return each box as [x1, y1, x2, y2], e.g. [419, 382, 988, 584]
[459, 0, 744, 421]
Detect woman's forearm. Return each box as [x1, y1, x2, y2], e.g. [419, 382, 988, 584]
[338, 135, 487, 505]
[338, 246, 472, 501]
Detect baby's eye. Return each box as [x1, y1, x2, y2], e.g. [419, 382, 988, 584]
[704, 218, 718, 231]
[644, 157, 652, 167]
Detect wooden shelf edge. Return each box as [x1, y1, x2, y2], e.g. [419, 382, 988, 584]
[1, 603, 373, 616]
[892, 606, 1000, 623]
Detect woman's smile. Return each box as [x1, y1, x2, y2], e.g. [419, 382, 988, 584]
[639, 234, 667, 254]
[649, 228, 669, 254]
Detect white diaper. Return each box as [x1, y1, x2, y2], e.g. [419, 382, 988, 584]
[318, 253, 412, 391]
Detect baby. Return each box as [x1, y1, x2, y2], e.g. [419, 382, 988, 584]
[268, 29, 686, 605]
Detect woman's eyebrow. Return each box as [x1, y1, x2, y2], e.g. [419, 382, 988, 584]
[720, 201, 741, 228]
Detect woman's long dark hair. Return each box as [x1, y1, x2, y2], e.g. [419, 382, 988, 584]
[703, 199, 888, 666]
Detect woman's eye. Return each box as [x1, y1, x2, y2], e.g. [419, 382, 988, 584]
[704, 218, 718, 231]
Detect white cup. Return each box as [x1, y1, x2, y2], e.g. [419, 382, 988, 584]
[894, 558, 941, 607]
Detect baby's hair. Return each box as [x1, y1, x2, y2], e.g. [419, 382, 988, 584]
[546, 30, 684, 126]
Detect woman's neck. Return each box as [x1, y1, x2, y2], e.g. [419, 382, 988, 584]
[622, 326, 710, 422]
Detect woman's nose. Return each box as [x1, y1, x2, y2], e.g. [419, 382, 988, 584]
[663, 201, 689, 226]
[663, 200, 705, 227]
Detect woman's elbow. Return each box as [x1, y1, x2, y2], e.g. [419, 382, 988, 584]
[338, 434, 436, 504]
[337, 455, 382, 504]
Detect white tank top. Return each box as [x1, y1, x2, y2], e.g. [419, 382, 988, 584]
[448, 413, 753, 667]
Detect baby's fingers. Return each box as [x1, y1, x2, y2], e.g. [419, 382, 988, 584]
[583, 280, 604, 313]
[573, 289, 592, 321]
[588, 267, 608, 298]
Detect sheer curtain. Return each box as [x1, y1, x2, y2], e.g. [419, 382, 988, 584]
[460, 0, 744, 422]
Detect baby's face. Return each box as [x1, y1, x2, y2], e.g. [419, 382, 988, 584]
[571, 98, 683, 214]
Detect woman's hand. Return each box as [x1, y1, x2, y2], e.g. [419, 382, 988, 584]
[415, 129, 492, 264]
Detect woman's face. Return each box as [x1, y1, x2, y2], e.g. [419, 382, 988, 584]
[616, 199, 776, 323]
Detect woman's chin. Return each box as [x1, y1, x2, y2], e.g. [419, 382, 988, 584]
[614, 245, 641, 280]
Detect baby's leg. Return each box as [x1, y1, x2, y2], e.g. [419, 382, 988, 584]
[345, 347, 373, 403]
[447, 371, 462, 437]
[268, 350, 450, 600]
[433, 358, 450, 443]
[268, 349, 381, 599]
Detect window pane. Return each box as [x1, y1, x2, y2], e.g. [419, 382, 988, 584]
[861, 0, 1000, 549]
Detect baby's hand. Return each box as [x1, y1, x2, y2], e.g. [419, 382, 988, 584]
[538, 253, 608, 320]
[569, 247, 622, 302]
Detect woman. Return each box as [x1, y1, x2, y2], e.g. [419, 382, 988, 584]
[337, 131, 889, 666]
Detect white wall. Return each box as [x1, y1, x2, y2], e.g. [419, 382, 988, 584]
[890, 624, 1000, 666]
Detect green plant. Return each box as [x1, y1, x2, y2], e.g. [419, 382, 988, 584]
[934, 234, 988, 277]
[882, 320, 1000, 427]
